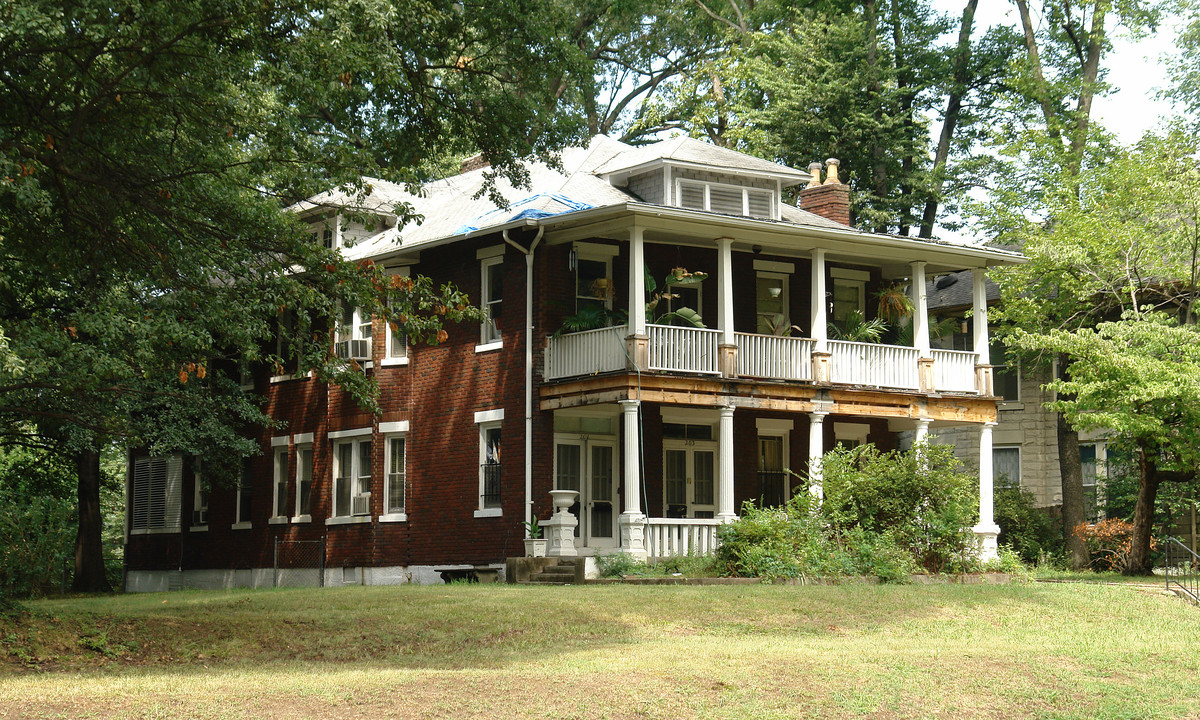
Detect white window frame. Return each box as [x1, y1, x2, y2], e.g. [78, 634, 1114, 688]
[382, 267, 411, 367]
[754, 270, 790, 334]
[573, 242, 619, 313]
[756, 418, 793, 506]
[475, 409, 504, 517]
[675, 178, 778, 220]
[329, 428, 372, 525]
[830, 268, 869, 326]
[191, 459, 209, 532]
[270, 437, 290, 524]
[130, 455, 183, 535]
[381, 421, 409, 522]
[478, 245, 505, 349]
[293, 433, 314, 523]
[233, 458, 253, 530]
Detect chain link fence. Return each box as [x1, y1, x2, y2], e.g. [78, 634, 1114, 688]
[274, 537, 326, 588]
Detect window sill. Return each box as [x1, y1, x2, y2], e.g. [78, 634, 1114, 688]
[473, 508, 502, 518]
[189, 525, 208, 533]
[130, 527, 180, 536]
[475, 341, 503, 354]
[379, 513, 408, 523]
[291, 514, 312, 524]
[326, 515, 371, 526]
[999, 402, 1024, 411]
[380, 356, 409, 367]
[268, 516, 289, 525]
[231, 521, 252, 530]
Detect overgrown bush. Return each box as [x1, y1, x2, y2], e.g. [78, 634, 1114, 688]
[994, 486, 1062, 564]
[716, 443, 980, 582]
[0, 490, 74, 604]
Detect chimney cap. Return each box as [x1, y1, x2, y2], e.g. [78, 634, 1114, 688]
[823, 158, 841, 185]
[806, 162, 823, 189]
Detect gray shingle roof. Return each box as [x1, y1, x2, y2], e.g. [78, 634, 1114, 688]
[593, 135, 810, 185]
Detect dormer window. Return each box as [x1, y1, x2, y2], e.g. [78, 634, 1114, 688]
[676, 179, 776, 220]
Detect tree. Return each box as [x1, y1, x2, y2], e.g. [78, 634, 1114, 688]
[992, 132, 1200, 574]
[0, 0, 582, 592]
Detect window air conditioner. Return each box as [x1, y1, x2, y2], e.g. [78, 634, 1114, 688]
[352, 492, 371, 516]
[336, 339, 371, 361]
[192, 509, 208, 525]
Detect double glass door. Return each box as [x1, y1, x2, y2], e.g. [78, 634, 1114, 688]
[663, 441, 717, 518]
[554, 438, 617, 547]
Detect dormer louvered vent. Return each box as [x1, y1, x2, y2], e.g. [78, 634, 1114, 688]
[676, 179, 776, 220]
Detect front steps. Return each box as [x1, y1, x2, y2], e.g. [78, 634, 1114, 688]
[505, 557, 586, 585]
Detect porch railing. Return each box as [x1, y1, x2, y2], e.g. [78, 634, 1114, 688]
[543, 324, 628, 380]
[645, 517, 722, 559]
[736, 333, 813, 381]
[828, 340, 920, 390]
[931, 349, 979, 393]
[648, 324, 721, 375]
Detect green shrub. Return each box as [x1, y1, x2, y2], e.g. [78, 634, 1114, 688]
[0, 490, 75, 604]
[596, 552, 645, 578]
[994, 486, 1062, 564]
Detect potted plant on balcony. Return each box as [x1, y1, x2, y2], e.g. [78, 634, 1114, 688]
[523, 518, 547, 557]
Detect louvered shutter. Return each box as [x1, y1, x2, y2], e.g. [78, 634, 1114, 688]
[678, 182, 705, 210]
[747, 189, 773, 219]
[708, 186, 744, 215]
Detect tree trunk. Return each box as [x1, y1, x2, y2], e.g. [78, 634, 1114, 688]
[73, 447, 112, 593]
[919, 0, 977, 239]
[1057, 411, 1089, 569]
[1067, 1, 1108, 177]
[864, 0, 889, 233]
[1126, 445, 1161, 575]
[1014, 0, 1062, 142]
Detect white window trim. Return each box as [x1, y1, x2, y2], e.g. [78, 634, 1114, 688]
[190, 459, 209, 532]
[293, 433, 314, 523]
[755, 421, 791, 504]
[475, 409, 504, 516]
[753, 259, 795, 274]
[383, 267, 411, 366]
[675, 177, 779, 220]
[479, 254, 504, 348]
[574, 242, 618, 312]
[755, 270, 790, 332]
[271, 443, 290, 522]
[382, 431, 408, 523]
[331, 433, 372, 520]
[233, 459, 253, 530]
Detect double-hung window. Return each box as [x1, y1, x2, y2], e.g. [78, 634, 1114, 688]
[383, 268, 410, 365]
[332, 431, 372, 519]
[130, 455, 183, 534]
[994, 446, 1021, 489]
[191, 459, 209, 530]
[478, 246, 505, 347]
[475, 409, 504, 516]
[234, 458, 253, 528]
[271, 439, 289, 522]
[294, 436, 314, 522]
[336, 305, 372, 363]
[830, 268, 869, 332]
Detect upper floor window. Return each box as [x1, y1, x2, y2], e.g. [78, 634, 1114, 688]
[479, 248, 504, 346]
[308, 215, 336, 249]
[992, 339, 1019, 402]
[337, 305, 372, 362]
[830, 268, 869, 333]
[572, 243, 619, 313]
[384, 267, 410, 364]
[676, 179, 775, 219]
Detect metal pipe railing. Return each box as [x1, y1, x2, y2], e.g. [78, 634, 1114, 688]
[1164, 537, 1200, 603]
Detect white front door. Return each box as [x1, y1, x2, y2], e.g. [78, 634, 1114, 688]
[663, 441, 717, 519]
[554, 437, 618, 547]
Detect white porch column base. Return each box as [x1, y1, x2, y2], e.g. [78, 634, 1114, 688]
[619, 513, 648, 561]
[973, 523, 1001, 562]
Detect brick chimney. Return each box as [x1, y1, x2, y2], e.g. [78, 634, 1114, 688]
[799, 158, 850, 226]
[459, 153, 490, 174]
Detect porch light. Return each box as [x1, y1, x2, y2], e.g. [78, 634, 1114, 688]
[768, 286, 782, 298]
[568, 246, 577, 271]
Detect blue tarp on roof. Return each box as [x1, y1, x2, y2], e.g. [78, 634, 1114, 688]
[454, 193, 594, 235]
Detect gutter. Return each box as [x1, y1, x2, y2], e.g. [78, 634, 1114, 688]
[501, 225, 544, 537]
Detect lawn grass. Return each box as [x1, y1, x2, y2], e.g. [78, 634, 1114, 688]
[1, 582, 1198, 719]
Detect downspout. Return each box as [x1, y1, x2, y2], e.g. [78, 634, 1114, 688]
[502, 225, 544, 537]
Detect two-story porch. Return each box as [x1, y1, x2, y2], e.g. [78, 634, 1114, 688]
[533, 206, 1017, 560]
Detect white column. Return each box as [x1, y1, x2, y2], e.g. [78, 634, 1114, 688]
[808, 410, 828, 499]
[810, 248, 827, 353]
[718, 405, 736, 521]
[629, 226, 646, 337]
[973, 421, 1000, 560]
[911, 261, 930, 357]
[618, 399, 647, 559]
[972, 268, 990, 364]
[717, 237, 735, 347]
[914, 418, 931, 446]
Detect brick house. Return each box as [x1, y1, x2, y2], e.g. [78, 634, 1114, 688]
[124, 135, 1023, 589]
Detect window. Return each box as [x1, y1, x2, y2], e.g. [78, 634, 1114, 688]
[475, 409, 504, 515]
[234, 458, 253, 528]
[336, 305, 372, 362]
[571, 243, 619, 314]
[834, 422, 870, 450]
[831, 277, 866, 330]
[308, 217, 335, 249]
[676, 179, 776, 219]
[332, 437, 372, 518]
[1080, 443, 1104, 522]
[756, 273, 789, 334]
[994, 446, 1021, 489]
[758, 436, 786, 506]
[295, 443, 313, 520]
[272, 445, 289, 521]
[383, 269, 411, 365]
[991, 339, 1019, 401]
[661, 282, 701, 325]
[130, 455, 183, 534]
[191, 461, 209, 529]
[385, 435, 406, 516]
[480, 256, 503, 345]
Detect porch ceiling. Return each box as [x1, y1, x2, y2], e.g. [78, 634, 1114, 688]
[539, 373, 998, 424]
